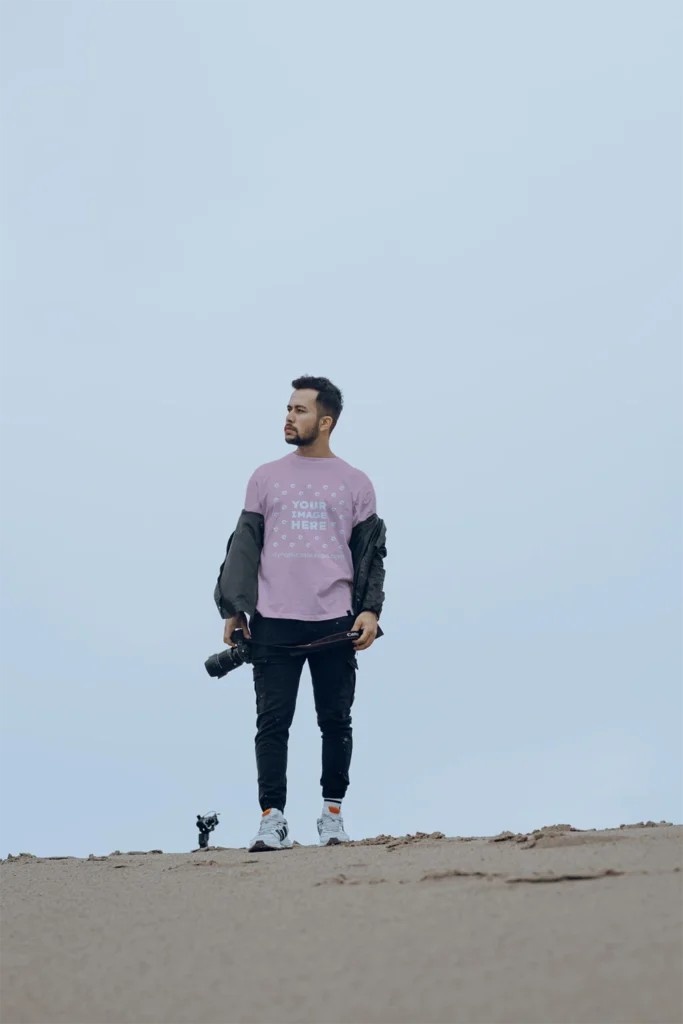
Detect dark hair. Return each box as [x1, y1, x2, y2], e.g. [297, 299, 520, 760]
[291, 376, 344, 431]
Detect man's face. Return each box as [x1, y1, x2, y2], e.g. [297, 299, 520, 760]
[284, 389, 325, 447]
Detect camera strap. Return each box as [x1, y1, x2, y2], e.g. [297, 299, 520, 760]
[268, 626, 384, 657]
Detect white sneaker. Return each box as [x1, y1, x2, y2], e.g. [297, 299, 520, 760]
[249, 809, 293, 852]
[317, 806, 350, 846]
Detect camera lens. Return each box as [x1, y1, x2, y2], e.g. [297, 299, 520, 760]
[204, 647, 245, 678]
[204, 653, 223, 677]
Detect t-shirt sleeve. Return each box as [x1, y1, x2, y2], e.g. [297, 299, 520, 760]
[244, 470, 263, 515]
[353, 474, 377, 527]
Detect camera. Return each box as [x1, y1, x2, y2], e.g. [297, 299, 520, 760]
[197, 812, 220, 849]
[204, 628, 252, 678]
[205, 625, 374, 679]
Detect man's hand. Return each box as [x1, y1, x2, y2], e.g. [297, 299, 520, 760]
[352, 611, 378, 651]
[223, 613, 250, 646]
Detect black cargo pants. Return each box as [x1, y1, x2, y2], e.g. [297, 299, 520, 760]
[249, 613, 357, 812]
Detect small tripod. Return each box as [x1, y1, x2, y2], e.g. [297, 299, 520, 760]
[196, 812, 220, 849]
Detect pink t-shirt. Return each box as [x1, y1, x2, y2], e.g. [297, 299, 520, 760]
[244, 452, 377, 621]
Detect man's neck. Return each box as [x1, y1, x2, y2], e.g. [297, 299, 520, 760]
[295, 439, 335, 459]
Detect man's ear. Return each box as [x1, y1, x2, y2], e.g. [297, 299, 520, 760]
[319, 415, 333, 435]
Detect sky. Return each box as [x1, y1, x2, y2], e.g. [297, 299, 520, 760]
[1, 0, 681, 858]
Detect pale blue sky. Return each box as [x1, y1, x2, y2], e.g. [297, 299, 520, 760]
[1, 0, 681, 857]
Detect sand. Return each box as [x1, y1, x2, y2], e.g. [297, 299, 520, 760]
[1, 822, 681, 1024]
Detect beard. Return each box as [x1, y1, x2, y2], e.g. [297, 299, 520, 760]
[285, 423, 319, 447]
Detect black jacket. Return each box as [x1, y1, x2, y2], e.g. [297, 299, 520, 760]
[214, 511, 387, 621]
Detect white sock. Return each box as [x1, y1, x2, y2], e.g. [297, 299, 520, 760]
[323, 799, 342, 815]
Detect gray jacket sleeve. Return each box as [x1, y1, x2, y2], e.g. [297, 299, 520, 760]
[362, 543, 386, 617]
[350, 515, 387, 618]
[213, 510, 264, 619]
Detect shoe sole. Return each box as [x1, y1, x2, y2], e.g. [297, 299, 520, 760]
[249, 840, 292, 853]
[320, 837, 349, 846]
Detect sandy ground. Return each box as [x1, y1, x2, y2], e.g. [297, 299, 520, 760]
[1, 822, 681, 1024]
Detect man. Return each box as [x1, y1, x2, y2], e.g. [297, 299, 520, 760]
[214, 376, 387, 852]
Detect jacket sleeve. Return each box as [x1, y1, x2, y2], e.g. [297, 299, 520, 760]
[213, 510, 264, 619]
[362, 539, 386, 618]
